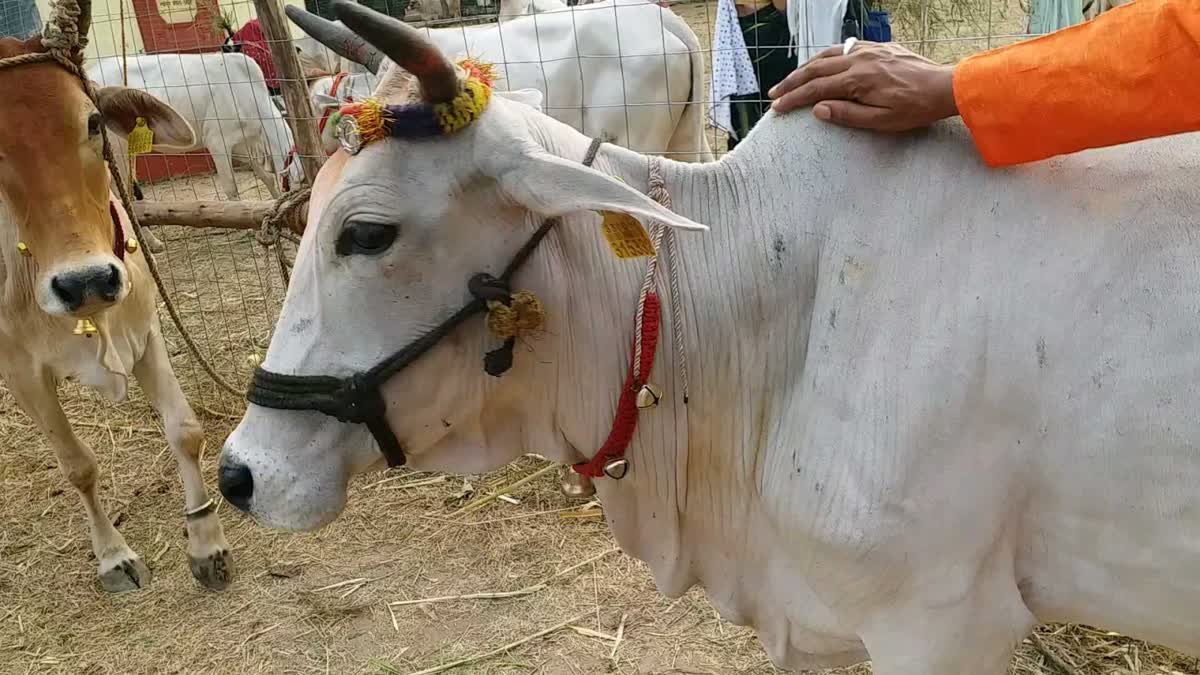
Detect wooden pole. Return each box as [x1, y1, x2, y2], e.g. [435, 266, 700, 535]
[133, 200, 307, 235]
[251, 0, 325, 185]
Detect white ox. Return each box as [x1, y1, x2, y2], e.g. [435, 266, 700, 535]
[87, 52, 305, 200]
[0, 30, 231, 592]
[217, 4, 1200, 673]
[289, 0, 713, 161]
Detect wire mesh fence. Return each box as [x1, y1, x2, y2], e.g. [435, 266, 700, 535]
[0, 0, 1101, 412]
[0, 0, 1100, 415]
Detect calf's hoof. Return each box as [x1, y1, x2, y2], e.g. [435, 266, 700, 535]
[98, 555, 152, 593]
[560, 469, 595, 499]
[189, 548, 234, 591]
[140, 229, 166, 254]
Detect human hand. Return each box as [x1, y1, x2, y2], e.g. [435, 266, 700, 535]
[768, 41, 959, 132]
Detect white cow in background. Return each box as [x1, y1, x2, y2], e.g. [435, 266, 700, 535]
[221, 4, 1200, 674]
[289, 0, 713, 162]
[88, 52, 305, 200]
[497, 0, 570, 21]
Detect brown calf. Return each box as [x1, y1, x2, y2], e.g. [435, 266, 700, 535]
[0, 35, 232, 592]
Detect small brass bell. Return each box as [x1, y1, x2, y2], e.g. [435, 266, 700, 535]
[73, 318, 99, 337]
[16, 242, 31, 257]
[124, 237, 138, 254]
[635, 383, 662, 409]
[602, 457, 630, 480]
[560, 469, 595, 499]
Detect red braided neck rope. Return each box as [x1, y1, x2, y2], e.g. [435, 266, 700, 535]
[571, 292, 661, 478]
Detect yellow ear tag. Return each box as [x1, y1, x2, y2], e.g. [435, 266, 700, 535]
[128, 117, 154, 156]
[600, 211, 655, 259]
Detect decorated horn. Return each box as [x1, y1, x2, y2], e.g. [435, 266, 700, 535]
[330, 0, 459, 104]
[285, 5, 383, 74]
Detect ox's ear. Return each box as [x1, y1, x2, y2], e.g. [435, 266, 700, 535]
[498, 151, 708, 232]
[95, 86, 196, 150]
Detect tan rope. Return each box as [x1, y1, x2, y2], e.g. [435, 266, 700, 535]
[257, 186, 311, 284]
[646, 158, 689, 403]
[631, 157, 689, 403]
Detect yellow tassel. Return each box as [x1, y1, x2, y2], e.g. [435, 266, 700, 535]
[128, 117, 154, 155]
[354, 99, 389, 145]
[435, 78, 491, 135]
[486, 291, 544, 339]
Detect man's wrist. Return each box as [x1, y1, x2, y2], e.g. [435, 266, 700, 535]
[934, 65, 959, 120]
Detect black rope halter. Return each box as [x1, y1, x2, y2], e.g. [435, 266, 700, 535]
[247, 138, 604, 468]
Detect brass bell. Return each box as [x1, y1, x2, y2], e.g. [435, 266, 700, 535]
[16, 242, 31, 257]
[602, 457, 630, 480]
[560, 469, 595, 499]
[124, 237, 138, 254]
[73, 318, 99, 337]
[635, 383, 662, 409]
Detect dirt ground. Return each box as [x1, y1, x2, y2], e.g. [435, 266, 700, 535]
[1, 2, 1197, 674]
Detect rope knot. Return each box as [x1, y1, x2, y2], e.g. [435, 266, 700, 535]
[486, 290, 543, 340]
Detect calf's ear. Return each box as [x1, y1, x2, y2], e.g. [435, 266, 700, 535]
[95, 86, 197, 150]
[497, 151, 709, 232]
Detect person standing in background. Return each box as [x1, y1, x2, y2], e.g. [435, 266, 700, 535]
[711, 0, 848, 149]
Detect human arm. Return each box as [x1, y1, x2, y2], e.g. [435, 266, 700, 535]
[767, 0, 1200, 167]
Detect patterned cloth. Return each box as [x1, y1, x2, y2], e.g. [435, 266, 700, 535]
[230, 19, 280, 91]
[708, 0, 760, 137]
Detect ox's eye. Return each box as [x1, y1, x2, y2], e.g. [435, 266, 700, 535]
[337, 221, 397, 256]
[86, 112, 102, 137]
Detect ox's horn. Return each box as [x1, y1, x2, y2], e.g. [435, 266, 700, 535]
[330, 0, 458, 104]
[285, 5, 383, 74]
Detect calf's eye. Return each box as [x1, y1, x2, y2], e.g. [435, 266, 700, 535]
[337, 221, 398, 256]
[87, 112, 102, 137]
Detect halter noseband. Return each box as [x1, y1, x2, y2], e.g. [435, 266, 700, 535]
[246, 138, 604, 468]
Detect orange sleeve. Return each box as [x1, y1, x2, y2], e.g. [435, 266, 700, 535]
[952, 0, 1200, 167]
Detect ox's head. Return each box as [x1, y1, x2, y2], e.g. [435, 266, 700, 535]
[219, 0, 706, 530]
[0, 35, 194, 317]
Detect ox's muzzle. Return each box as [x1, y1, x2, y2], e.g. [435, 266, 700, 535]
[51, 263, 123, 312]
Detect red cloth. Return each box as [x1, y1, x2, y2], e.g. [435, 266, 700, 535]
[230, 19, 279, 90]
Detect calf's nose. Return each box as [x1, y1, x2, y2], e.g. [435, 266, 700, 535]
[218, 461, 254, 512]
[51, 264, 122, 311]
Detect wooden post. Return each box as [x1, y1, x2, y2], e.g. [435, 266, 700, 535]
[251, 0, 325, 185]
[134, 200, 307, 235]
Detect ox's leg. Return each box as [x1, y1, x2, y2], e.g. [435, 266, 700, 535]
[247, 153, 282, 200]
[209, 149, 241, 201]
[132, 328, 233, 590]
[135, 224, 166, 255]
[858, 554, 1035, 675]
[2, 367, 150, 592]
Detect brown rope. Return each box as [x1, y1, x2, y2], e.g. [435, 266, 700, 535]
[257, 186, 311, 284]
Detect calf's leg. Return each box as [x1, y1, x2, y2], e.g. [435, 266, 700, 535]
[133, 327, 233, 590]
[3, 366, 150, 592]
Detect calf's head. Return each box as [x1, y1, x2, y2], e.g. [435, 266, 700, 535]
[0, 37, 193, 316]
[219, 0, 705, 531]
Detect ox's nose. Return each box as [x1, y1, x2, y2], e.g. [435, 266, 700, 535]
[218, 461, 254, 512]
[50, 264, 122, 311]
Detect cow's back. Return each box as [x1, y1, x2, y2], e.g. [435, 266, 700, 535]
[741, 115, 1200, 657]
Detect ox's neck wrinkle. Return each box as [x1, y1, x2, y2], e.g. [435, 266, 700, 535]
[539, 133, 819, 605]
